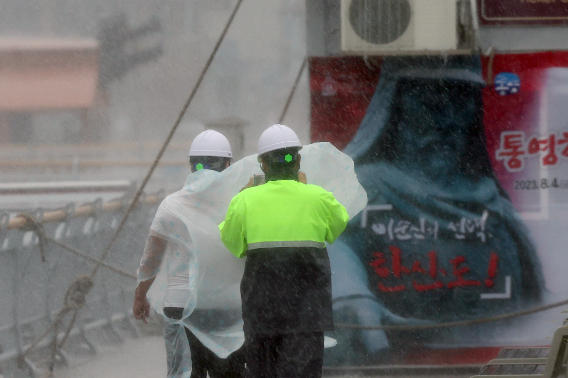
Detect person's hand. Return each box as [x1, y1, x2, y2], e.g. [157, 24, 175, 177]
[298, 171, 307, 184]
[240, 177, 254, 192]
[133, 290, 150, 324]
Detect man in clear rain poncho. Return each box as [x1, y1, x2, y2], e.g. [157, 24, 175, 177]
[134, 130, 246, 378]
[133, 128, 367, 377]
[325, 56, 545, 364]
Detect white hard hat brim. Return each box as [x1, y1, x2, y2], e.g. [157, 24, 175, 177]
[188, 150, 233, 158]
[258, 141, 302, 156]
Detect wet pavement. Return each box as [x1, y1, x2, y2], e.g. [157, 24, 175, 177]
[51, 333, 477, 378]
[53, 336, 167, 378]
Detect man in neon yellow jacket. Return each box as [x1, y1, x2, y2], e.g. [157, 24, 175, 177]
[219, 124, 349, 378]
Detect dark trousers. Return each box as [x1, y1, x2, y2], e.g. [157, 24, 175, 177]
[164, 307, 245, 378]
[244, 331, 324, 378]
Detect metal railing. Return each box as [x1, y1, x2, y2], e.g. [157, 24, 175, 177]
[0, 192, 164, 377]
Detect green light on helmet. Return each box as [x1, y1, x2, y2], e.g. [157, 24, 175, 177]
[196, 163, 204, 170]
[284, 154, 293, 163]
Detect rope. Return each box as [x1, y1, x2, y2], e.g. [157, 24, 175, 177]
[18, 215, 125, 370]
[22, 275, 93, 357]
[20, 214, 46, 262]
[18, 215, 136, 279]
[278, 57, 307, 124]
[335, 297, 568, 331]
[53, 239, 136, 279]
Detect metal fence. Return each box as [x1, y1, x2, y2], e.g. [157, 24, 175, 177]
[0, 192, 164, 377]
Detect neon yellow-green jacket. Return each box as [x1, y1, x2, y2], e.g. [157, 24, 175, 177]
[219, 180, 349, 258]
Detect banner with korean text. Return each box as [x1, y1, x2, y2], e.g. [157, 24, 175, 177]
[310, 52, 568, 366]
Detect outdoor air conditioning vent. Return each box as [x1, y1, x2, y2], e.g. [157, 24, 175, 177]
[348, 0, 412, 45]
[341, 0, 459, 55]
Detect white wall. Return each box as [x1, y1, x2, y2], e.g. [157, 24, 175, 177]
[479, 26, 568, 53]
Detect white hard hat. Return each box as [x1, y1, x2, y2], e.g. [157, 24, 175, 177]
[257, 124, 302, 156]
[188, 130, 232, 158]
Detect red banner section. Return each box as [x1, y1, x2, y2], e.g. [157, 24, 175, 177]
[482, 52, 568, 206]
[311, 53, 568, 367]
[309, 57, 381, 150]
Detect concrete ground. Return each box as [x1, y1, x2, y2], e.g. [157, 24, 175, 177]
[50, 334, 476, 378]
[54, 336, 167, 378]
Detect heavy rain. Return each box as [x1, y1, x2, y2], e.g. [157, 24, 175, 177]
[2, 0, 568, 378]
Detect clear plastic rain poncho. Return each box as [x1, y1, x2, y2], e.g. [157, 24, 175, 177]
[137, 142, 367, 378]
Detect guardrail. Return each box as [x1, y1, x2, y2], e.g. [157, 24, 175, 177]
[471, 324, 568, 378]
[0, 191, 164, 377]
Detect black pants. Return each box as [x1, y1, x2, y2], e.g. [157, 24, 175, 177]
[164, 307, 245, 378]
[244, 331, 324, 378]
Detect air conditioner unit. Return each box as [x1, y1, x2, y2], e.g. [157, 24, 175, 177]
[340, 0, 458, 55]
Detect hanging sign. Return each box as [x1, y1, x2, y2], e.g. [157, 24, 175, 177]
[478, 0, 568, 25]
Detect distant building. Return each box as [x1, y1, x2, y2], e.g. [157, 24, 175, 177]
[0, 38, 99, 143]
